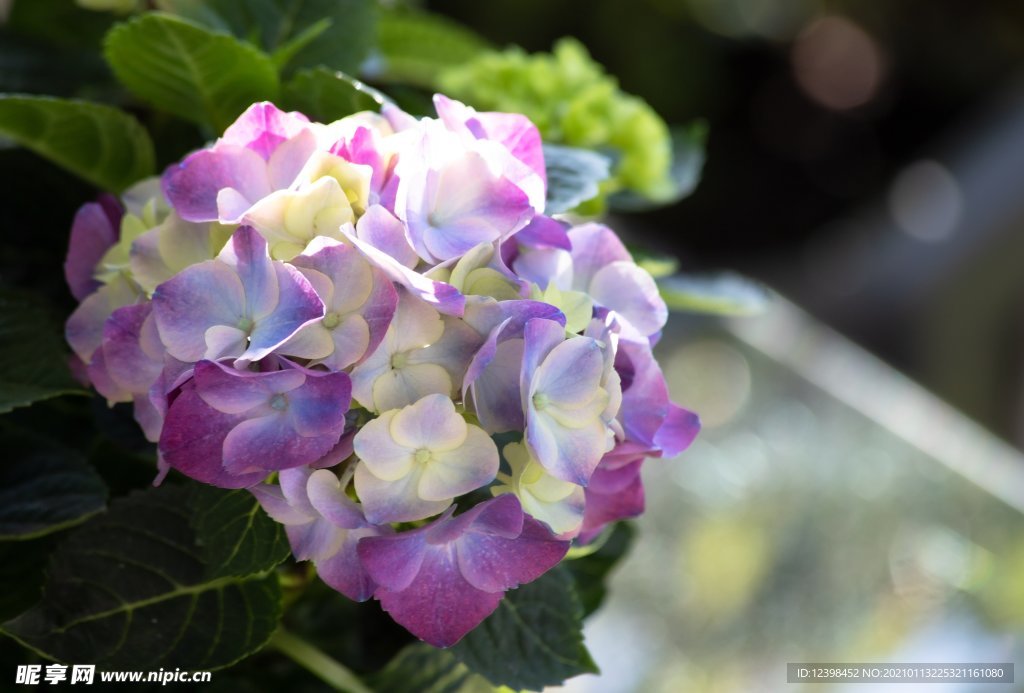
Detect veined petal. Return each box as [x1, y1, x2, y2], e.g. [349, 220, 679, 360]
[357, 529, 427, 592]
[418, 425, 498, 501]
[354, 203, 419, 269]
[287, 369, 351, 437]
[371, 362, 452, 414]
[567, 223, 633, 291]
[159, 388, 264, 489]
[589, 261, 667, 337]
[353, 410, 414, 481]
[455, 514, 568, 594]
[532, 336, 605, 408]
[315, 525, 382, 602]
[243, 262, 325, 364]
[193, 360, 302, 414]
[354, 461, 450, 524]
[389, 393, 466, 451]
[345, 215, 465, 316]
[151, 260, 246, 363]
[222, 414, 340, 474]
[527, 410, 609, 486]
[222, 102, 311, 160]
[64, 197, 122, 301]
[306, 469, 365, 529]
[66, 275, 143, 362]
[162, 145, 271, 223]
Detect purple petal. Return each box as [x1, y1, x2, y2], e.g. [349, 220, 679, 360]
[306, 469, 365, 528]
[519, 318, 567, 414]
[588, 261, 667, 338]
[101, 302, 164, 396]
[217, 227, 277, 319]
[310, 428, 356, 469]
[374, 549, 503, 648]
[64, 197, 122, 301]
[525, 410, 608, 486]
[567, 223, 632, 290]
[244, 262, 325, 363]
[345, 212, 465, 317]
[513, 215, 570, 250]
[193, 360, 302, 414]
[353, 203, 419, 269]
[467, 338, 525, 433]
[578, 459, 645, 544]
[456, 514, 569, 593]
[87, 347, 130, 403]
[65, 276, 143, 362]
[133, 393, 163, 443]
[532, 337, 605, 406]
[616, 341, 700, 457]
[411, 159, 533, 262]
[440, 493, 524, 541]
[291, 236, 399, 368]
[162, 145, 271, 223]
[222, 414, 342, 474]
[159, 388, 265, 488]
[655, 404, 701, 457]
[151, 260, 246, 363]
[250, 482, 312, 525]
[287, 370, 352, 437]
[316, 525, 382, 602]
[358, 531, 427, 592]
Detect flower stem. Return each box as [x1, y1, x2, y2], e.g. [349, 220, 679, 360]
[268, 628, 373, 693]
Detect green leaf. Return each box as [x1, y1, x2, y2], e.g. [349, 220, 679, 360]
[659, 272, 770, 316]
[189, 486, 291, 579]
[564, 522, 635, 617]
[543, 144, 612, 215]
[609, 120, 708, 212]
[0, 538, 57, 622]
[0, 431, 107, 541]
[103, 13, 280, 132]
[0, 95, 154, 192]
[158, 0, 378, 76]
[451, 566, 598, 690]
[370, 9, 490, 88]
[370, 643, 494, 693]
[0, 291, 88, 414]
[2, 484, 287, 669]
[282, 67, 390, 123]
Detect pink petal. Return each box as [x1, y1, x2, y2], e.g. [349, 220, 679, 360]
[162, 145, 271, 223]
[222, 102, 311, 160]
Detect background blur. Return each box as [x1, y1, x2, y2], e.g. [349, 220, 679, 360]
[427, 1, 1024, 690]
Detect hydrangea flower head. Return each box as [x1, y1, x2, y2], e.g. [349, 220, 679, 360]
[63, 94, 699, 648]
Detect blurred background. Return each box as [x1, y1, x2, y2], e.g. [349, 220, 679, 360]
[425, 0, 1024, 690]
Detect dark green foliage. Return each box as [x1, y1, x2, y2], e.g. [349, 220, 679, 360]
[0, 431, 107, 540]
[2, 485, 288, 669]
[0, 291, 87, 414]
[451, 566, 598, 690]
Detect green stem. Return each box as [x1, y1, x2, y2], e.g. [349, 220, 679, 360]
[268, 628, 373, 693]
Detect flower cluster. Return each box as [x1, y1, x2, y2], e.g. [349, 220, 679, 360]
[64, 96, 699, 647]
